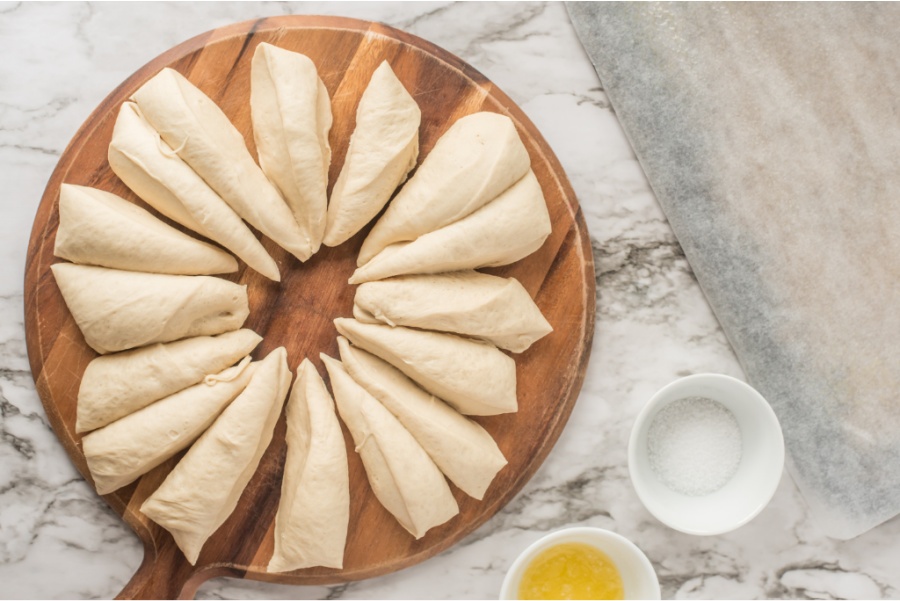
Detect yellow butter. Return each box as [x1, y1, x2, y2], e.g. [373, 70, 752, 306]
[518, 542, 624, 600]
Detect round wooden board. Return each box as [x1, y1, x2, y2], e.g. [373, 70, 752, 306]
[24, 15, 595, 600]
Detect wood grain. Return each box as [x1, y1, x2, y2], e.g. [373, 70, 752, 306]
[23, 15, 595, 600]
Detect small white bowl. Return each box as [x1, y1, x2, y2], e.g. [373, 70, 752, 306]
[628, 373, 784, 535]
[499, 527, 660, 600]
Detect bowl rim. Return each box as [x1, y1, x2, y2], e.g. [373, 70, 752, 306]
[627, 373, 785, 535]
[498, 526, 660, 600]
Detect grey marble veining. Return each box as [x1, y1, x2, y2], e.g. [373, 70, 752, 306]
[2, 2, 900, 599]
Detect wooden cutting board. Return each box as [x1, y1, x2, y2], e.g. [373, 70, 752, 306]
[24, 15, 595, 600]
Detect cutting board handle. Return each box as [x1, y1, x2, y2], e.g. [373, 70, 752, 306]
[116, 539, 201, 600]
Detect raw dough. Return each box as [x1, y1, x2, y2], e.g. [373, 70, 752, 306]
[54, 184, 237, 276]
[52, 264, 249, 355]
[349, 170, 550, 284]
[358, 111, 530, 265]
[338, 338, 507, 499]
[323, 61, 420, 247]
[251, 44, 332, 255]
[321, 354, 458, 538]
[353, 271, 552, 353]
[76, 329, 261, 433]
[269, 359, 349, 572]
[132, 68, 312, 261]
[108, 102, 280, 281]
[334, 318, 517, 416]
[141, 348, 290, 565]
[83, 360, 255, 495]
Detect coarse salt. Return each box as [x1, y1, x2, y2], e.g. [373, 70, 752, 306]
[647, 396, 742, 496]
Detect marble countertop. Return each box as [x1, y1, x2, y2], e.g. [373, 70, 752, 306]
[2, 2, 898, 599]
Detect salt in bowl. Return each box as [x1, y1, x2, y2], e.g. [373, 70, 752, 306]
[628, 373, 785, 535]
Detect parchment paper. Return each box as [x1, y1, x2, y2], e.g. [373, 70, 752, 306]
[567, 2, 900, 539]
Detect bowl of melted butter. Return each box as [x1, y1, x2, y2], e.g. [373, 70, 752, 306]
[500, 527, 660, 600]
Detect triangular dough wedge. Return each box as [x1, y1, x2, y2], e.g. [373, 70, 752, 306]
[349, 170, 550, 284]
[358, 112, 530, 265]
[51, 263, 249, 355]
[109, 102, 280, 281]
[251, 44, 332, 255]
[54, 184, 237, 276]
[353, 271, 552, 353]
[323, 61, 420, 247]
[269, 359, 349, 572]
[83, 360, 256, 495]
[76, 329, 262, 433]
[338, 338, 507, 500]
[141, 348, 291, 565]
[321, 355, 458, 538]
[131, 68, 312, 261]
[334, 318, 517, 416]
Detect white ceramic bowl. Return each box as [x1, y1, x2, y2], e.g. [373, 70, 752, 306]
[499, 527, 660, 600]
[628, 373, 784, 535]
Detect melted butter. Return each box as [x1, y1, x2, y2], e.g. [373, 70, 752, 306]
[518, 542, 624, 600]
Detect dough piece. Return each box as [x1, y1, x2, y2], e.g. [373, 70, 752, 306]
[338, 338, 507, 500]
[251, 43, 332, 255]
[321, 355, 458, 538]
[54, 184, 237, 276]
[131, 68, 312, 261]
[353, 271, 552, 353]
[83, 360, 256, 495]
[334, 318, 517, 416]
[323, 61, 420, 247]
[76, 329, 262, 433]
[358, 112, 530, 265]
[269, 359, 349, 572]
[51, 263, 249, 355]
[109, 102, 280, 281]
[349, 170, 550, 284]
[141, 348, 290, 565]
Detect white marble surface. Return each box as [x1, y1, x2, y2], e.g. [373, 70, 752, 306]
[1, 2, 899, 599]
